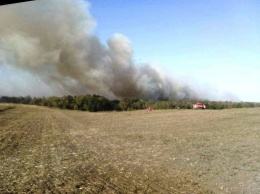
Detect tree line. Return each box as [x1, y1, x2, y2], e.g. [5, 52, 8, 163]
[0, 95, 259, 112]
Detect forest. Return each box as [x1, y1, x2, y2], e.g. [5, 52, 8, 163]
[0, 95, 259, 112]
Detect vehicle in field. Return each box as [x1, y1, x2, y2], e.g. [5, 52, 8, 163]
[193, 103, 206, 109]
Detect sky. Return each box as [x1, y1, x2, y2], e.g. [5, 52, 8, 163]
[88, 0, 260, 102]
[0, 0, 259, 102]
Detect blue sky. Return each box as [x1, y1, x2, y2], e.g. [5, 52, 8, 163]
[88, 0, 260, 102]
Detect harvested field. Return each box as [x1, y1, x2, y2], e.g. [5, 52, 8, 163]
[0, 104, 260, 193]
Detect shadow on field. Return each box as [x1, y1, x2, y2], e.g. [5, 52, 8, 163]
[0, 106, 15, 112]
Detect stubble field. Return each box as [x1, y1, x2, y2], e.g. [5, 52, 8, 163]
[0, 104, 259, 193]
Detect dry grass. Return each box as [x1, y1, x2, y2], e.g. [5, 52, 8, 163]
[0, 105, 15, 112]
[0, 104, 260, 193]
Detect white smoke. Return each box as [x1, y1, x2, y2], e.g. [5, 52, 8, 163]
[0, 0, 198, 100]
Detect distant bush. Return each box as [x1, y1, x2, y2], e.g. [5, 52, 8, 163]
[0, 95, 259, 112]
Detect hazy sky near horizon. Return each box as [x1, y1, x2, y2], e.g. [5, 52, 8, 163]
[88, 0, 260, 102]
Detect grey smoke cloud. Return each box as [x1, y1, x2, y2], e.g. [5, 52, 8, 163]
[0, 0, 198, 100]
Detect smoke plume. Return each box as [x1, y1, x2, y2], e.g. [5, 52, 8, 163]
[0, 0, 198, 100]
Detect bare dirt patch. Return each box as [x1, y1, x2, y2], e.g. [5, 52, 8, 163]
[0, 104, 259, 193]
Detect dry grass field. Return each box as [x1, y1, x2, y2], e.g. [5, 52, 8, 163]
[0, 104, 260, 193]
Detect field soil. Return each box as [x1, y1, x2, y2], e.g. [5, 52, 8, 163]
[0, 104, 260, 193]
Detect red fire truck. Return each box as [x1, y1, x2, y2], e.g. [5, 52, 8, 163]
[193, 103, 206, 109]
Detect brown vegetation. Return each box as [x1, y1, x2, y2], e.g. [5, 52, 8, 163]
[0, 104, 260, 193]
